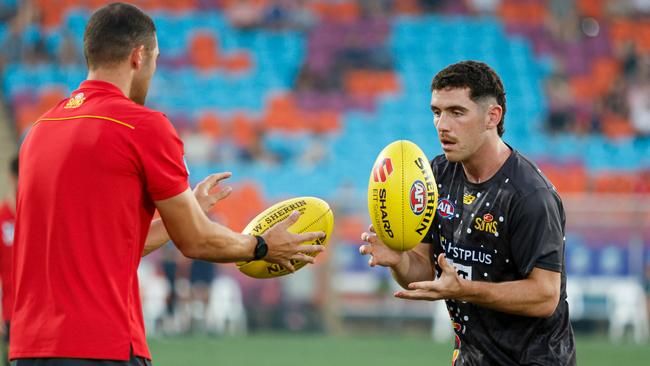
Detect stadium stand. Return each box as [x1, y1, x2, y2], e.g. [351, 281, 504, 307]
[1, 0, 649, 338]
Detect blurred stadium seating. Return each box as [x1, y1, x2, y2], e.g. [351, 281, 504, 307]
[1, 0, 649, 341]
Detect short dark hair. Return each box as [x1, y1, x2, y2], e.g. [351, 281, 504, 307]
[431, 61, 507, 136]
[83, 2, 156, 69]
[10, 155, 18, 178]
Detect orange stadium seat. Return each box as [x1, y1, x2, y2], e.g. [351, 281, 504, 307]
[221, 51, 252, 73]
[635, 23, 650, 53]
[198, 112, 223, 139]
[190, 32, 221, 71]
[591, 172, 638, 193]
[263, 94, 305, 132]
[87, 0, 114, 10]
[570, 75, 597, 102]
[609, 19, 636, 47]
[345, 70, 399, 97]
[37, 0, 67, 29]
[164, 0, 196, 11]
[592, 57, 620, 96]
[602, 113, 635, 140]
[210, 181, 265, 232]
[15, 106, 40, 136]
[310, 1, 359, 23]
[231, 112, 258, 149]
[15, 88, 66, 135]
[577, 0, 605, 18]
[498, 1, 547, 25]
[312, 111, 340, 133]
[539, 162, 588, 193]
[393, 0, 421, 15]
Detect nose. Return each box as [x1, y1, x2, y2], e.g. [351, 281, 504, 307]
[434, 112, 450, 133]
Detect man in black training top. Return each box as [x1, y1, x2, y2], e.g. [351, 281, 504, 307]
[360, 60, 576, 365]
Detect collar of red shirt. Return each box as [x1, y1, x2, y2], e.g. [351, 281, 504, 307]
[79, 80, 126, 97]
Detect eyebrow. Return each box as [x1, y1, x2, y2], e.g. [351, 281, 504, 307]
[430, 105, 469, 112]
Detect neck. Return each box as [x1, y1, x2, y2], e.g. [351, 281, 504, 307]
[87, 66, 132, 97]
[462, 138, 511, 184]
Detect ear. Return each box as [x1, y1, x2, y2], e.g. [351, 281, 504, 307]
[485, 104, 503, 130]
[129, 45, 146, 70]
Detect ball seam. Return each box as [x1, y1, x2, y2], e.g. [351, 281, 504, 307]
[401, 140, 405, 251]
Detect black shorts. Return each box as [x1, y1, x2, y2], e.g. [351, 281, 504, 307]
[11, 353, 152, 366]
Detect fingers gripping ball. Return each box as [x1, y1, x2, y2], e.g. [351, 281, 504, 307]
[368, 140, 438, 251]
[238, 197, 334, 278]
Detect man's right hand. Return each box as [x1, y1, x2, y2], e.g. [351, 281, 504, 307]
[359, 225, 404, 268]
[261, 211, 325, 272]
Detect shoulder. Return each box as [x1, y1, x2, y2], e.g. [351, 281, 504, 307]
[502, 150, 556, 198]
[114, 100, 170, 129]
[503, 151, 564, 215]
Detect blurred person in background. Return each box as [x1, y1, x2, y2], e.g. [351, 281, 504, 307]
[0, 156, 18, 366]
[188, 259, 216, 332]
[360, 61, 576, 365]
[11, 3, 324, 365]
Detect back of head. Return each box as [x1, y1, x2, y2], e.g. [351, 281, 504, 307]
[431, 61, 507, 136]
[83, 2, 156, 70]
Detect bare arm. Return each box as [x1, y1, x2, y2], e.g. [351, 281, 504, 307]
[155, 188, 257, 262]
[395, 253, 561, 318]
[143, 219, 170, 256]
[143, 172, 232, 256]
[154, 188, 325, 271]
[389, 243, 435, 288]
[359, 225, 435, 288]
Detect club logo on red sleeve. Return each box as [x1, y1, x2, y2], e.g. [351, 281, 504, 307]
[64, 93, 85, 109]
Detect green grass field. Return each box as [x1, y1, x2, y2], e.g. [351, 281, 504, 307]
[148, 334, 650, 365]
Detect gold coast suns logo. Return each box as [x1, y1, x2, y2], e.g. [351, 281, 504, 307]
[474, 213, 498, 234]
[64, 92, 85, 109]
[463, 193, 476, 205]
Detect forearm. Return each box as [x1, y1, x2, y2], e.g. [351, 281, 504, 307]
[189, 222, 257, 262]
[143, 219, 170, 256]
[458, 276, 559, 317]
[391, 251, 435, 289]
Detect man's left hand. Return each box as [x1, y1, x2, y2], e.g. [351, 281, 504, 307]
[394, 253, 464, 301]
[193, 172, 233, 214]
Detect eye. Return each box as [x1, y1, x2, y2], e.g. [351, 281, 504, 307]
[452, 110, 463, 117]
[432, 110, 441, 118]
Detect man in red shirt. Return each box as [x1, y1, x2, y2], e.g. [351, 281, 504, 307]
[11, 3, 324, 365]
[0, 156, 18, 366]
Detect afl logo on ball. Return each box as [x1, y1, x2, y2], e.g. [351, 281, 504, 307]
[410, 180, 427, 215]
[437, 198, 455, 220]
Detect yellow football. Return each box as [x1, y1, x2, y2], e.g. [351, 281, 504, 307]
[367, 140, 438, 251]
[237, 197, 333, 279]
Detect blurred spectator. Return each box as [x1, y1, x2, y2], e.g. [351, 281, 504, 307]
[621, 42, 639, 81]
[160, 243, 180, 332]
[546, 70, 576, 133]
[226, 0, 263, 29]
[57, 32, 82, 66]
[466, 0, 500, 15]
[628, 83, 650, 135]
[262, 0, 315, 30]
[188, 259, 217, 332]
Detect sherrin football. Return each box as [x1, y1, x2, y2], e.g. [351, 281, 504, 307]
[367, 140, 439, 251]
[237, 197, 333, 279]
